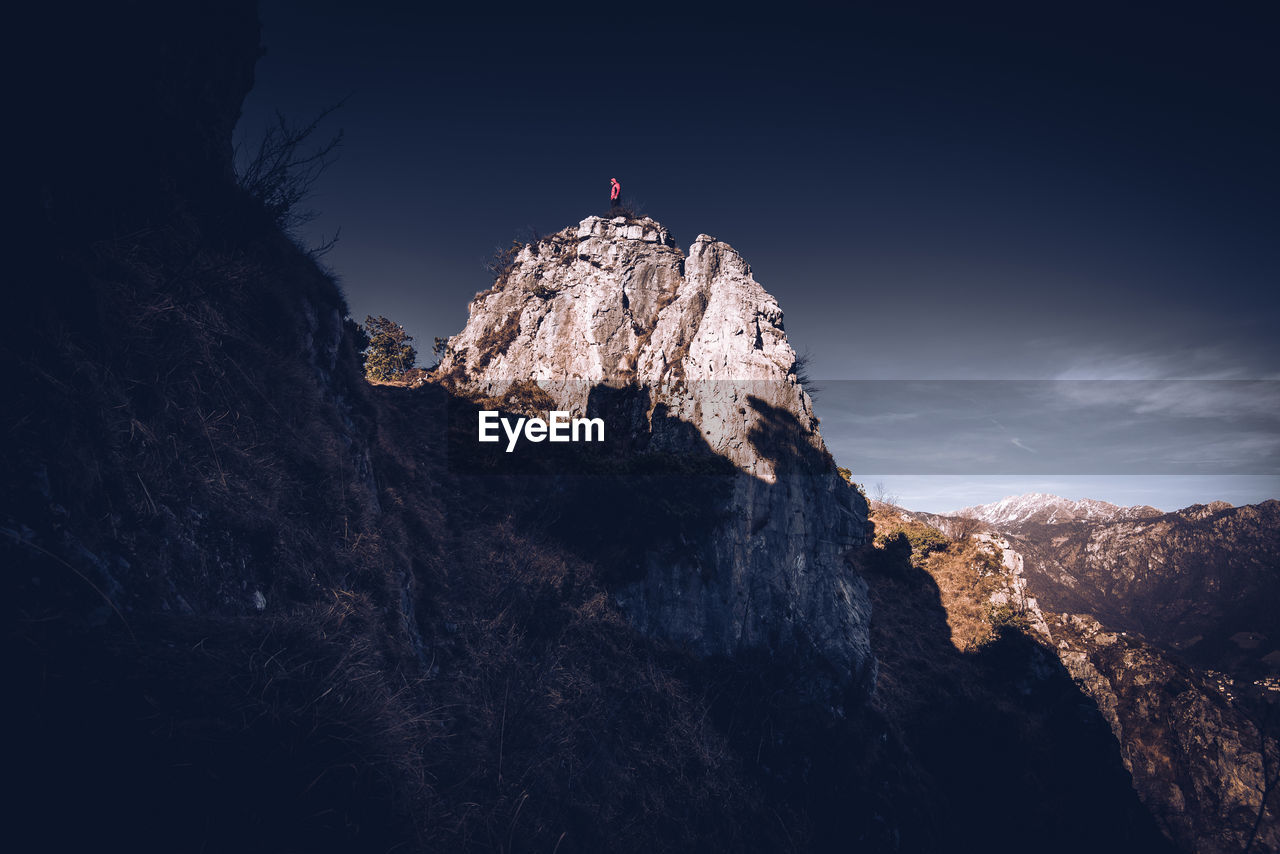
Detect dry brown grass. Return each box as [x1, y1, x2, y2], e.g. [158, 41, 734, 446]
[922, 543, 1002, 652]
[869, 508, 1004, 652]
[8, 203, 794, 849]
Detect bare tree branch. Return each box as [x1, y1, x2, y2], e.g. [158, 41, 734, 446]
[872, 482, 900, 508]
[945, 512, 981, 542]
[236, 100, 346, 251]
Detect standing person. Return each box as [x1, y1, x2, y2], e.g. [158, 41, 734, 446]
[610, 177, 621, 209]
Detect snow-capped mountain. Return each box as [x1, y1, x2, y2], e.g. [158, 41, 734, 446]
[953, 493, 1163, 527]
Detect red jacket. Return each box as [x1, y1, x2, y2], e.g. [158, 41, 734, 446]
[610, 179, 621, 200]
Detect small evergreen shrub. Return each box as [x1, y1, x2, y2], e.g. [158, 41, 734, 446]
[362, 315, 416, 382]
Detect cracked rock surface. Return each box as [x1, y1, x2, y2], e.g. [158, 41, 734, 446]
[437, 215, 875, 697]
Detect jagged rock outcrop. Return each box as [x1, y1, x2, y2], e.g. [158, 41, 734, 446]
[437, 215, 874, 695]
[973, 532, 1052, 639]
[439, 216, 824, 480]
[1049, 613, 1279, 854]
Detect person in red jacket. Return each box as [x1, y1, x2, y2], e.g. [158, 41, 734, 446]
[609, 177, 621, 208]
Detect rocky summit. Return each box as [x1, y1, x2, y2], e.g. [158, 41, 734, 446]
[438, 215, 822, 478]
[437, 214, 875, 696]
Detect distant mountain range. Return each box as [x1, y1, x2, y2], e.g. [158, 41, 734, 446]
[954, 492, 1164, 527]
[1002, 498, 1280, 677]
[927, 493, 1280, 684]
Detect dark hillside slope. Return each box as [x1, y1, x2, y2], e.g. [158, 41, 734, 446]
[2, 5, 831, 849]
[3, 4, 1195, 852]
[4, 4, 757, 850]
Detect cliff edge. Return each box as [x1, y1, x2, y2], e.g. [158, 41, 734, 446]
[437, 214, 875, 697]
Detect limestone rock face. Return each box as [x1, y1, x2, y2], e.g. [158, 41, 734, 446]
[1049, 613, 1279, 854]
[437, 215, 874, 695]
[973, 532, 1052, 640]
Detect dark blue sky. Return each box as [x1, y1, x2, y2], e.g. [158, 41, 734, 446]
[236, 2, 1279, 510]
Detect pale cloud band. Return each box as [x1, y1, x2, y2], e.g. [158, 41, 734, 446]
[820, 380, 1280, 475]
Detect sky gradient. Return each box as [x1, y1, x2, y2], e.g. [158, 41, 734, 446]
[236, 3, 1279, 511]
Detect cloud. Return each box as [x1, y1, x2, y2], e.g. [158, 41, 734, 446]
[1042, 379, 1280, 420]
[1050, 341, 1268, 381]
[820, 379, 1280, 475]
